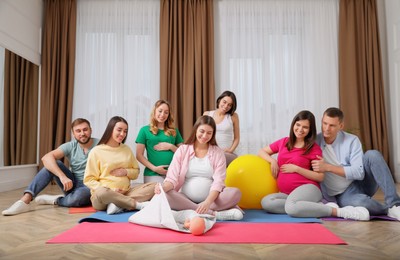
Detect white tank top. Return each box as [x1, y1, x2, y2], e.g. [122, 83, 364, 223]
[208, 110, 234, 150]
[181, 156, 213, 203]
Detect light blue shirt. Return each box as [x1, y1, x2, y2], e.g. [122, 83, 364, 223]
[316, 131, 364, 181]
[59, 138, 99, 181]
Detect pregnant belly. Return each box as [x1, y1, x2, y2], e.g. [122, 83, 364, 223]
[181, 177, 213, 203]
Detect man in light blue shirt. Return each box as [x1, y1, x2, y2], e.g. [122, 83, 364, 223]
[2, 118, 99, 216]
[312, 107, 400, 220]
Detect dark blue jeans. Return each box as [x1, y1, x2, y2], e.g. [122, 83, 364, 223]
[24, 160, 91, 207]
[336, 150, 400, 215]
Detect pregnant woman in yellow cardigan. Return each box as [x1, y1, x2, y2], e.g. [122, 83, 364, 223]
[84, 116, 155, 214]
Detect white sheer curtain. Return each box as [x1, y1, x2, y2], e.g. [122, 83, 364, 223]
[214, 0, 339, 155]
[74, 0, 340, 160]
[74, 0, 160, 138]
[74, 0, 160, 182]
[0, 46, 4, 166]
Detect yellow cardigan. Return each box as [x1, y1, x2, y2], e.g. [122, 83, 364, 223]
[84, 143, 139, 193]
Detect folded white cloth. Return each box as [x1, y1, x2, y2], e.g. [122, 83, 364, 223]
[128, 184, 216, 233]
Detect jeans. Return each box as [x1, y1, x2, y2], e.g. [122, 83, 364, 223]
[336, 150, 400, 215]
[24, 160, 91, 207]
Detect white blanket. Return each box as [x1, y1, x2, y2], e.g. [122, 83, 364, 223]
[128, 185, 216, 233]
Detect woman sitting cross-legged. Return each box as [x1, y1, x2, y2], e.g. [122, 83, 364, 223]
[84, 116, 156, 215]
[154, 115, 243, 221]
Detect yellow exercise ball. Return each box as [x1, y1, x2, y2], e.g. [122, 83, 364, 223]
[226, 154, 278, 209]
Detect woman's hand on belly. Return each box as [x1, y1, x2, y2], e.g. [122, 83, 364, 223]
[110, 168, 127, 177]
[113, 188, 128, 194]
[153, 165, 169, 175]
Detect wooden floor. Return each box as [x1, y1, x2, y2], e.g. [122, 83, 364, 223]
[1, 185, 400, 260]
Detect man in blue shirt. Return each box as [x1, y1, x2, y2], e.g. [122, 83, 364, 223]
[312, 107, 400, 220]
[2, 118, 99, 216]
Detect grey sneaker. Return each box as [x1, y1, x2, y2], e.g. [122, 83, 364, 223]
[2, 200, 33, 216]
[337, 206, 370, 221]
[215, 208, 243, 221]
[107, 203, 124, 215]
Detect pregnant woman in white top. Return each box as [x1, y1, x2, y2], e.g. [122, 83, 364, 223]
[204, 91, 240, 166]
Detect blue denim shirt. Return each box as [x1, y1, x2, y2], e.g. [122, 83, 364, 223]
[316, 131, 364, 181]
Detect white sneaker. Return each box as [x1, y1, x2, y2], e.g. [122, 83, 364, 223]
[35, 194, 63, 205]
[2, 200, 33, 216]
[107, 203, 124, 215]
[135, 201, 150, 210]
[215, 208, 244, 221]
[337, 206, 370, 221]
[325, 202, 339, 209]
[388, 205, 400, 221]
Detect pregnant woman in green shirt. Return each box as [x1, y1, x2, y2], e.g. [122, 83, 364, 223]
[136, 100, 184, 183]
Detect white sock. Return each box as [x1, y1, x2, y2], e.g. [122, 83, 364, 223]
[135, 202, 144, 210]
[135, 201, 150, 210]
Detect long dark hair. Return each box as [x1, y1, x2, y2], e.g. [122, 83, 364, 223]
[98, 116, 129, 145]
[216, 90, 237, 116]
[286, 110, 317, 155]
[184, 115, 217, 146]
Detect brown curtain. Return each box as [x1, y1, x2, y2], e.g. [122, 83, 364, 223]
[160, 0, 215, 140]
[39, 0, 77, 167]
[3, 51, 39, 166]
[339, 0, 389, 162]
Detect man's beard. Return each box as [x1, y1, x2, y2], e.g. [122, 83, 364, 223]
[77, 136, 91, 145]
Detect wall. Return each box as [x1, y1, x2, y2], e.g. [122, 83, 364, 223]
[382, 0, 400, 181]
[0, 1, 398, 192]
[0, 165, 38, 192]
[0, 0, 42, 65]
[0, 0, 42, 192]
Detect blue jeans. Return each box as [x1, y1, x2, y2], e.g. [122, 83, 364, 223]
[24, 160, 91, 207]
[336, 150, 400, 215]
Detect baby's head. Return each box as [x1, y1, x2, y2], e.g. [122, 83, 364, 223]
[184, 216, 206, 236]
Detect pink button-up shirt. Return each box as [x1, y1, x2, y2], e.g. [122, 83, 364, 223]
[164, 144, 227, 193]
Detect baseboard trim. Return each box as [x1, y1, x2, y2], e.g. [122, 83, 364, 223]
[0, 164, 38, 192]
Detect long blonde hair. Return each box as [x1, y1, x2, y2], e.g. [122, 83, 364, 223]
[149, 99, 177, 136]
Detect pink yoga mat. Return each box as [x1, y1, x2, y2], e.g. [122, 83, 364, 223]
[47, 222, 346, 244]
